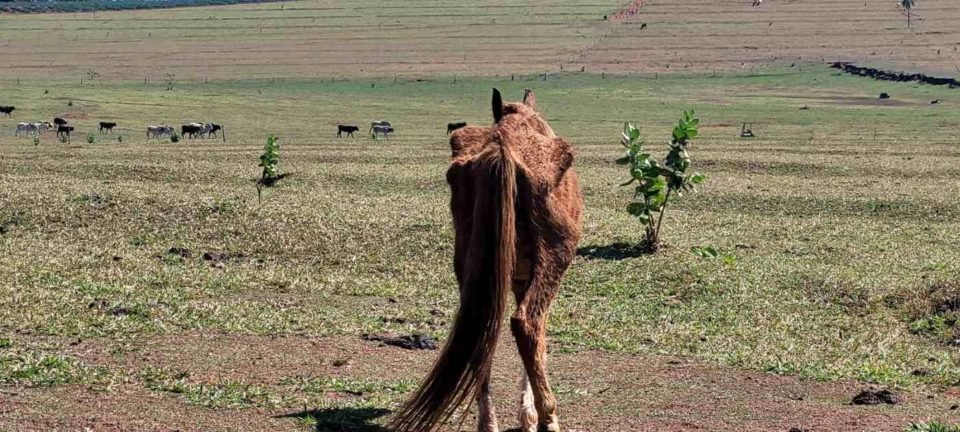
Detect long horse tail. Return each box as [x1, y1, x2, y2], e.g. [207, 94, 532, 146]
[389, 138, 517, 432]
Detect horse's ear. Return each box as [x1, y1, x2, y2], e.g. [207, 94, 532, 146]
[522, 89, 537, 110]
[492, 88, 504, 123]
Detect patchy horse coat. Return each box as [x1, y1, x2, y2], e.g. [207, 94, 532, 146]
[390, 89, 582, 432]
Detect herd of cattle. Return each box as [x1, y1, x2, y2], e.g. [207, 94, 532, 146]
[14, 117, 78, 140]
[336, 120, 397, 139]
[4, 107, 468, 142]
[336, 121, 467, 138]
[2, 108, 224, 142]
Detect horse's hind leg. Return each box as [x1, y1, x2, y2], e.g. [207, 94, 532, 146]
[518, 373, 538, 432]
[477, 379, 500, 432]
[511, 300, 559, 432]
[511, 242, 574, 432]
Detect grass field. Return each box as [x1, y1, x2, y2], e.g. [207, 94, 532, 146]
[3, 0, 960, 431]
[2, 0, 960, 82]
[2, 66, 960, 430]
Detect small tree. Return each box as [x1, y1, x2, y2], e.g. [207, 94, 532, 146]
[901, 0, 915, 28]
[617, 110, 706, 251]
[256, 135, 281, 202]
[259, 135, 280, 184]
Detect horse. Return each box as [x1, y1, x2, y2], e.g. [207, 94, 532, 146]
[447, 122, 467, 134]
[389, 89, 583, 432]
[99, 122, 117, 134]
[371, 125, 394, 139]
[337, 124, 360, 138]
[0, 106, 14, 117]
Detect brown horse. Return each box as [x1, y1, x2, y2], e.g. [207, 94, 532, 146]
[390, 89, 583, 432]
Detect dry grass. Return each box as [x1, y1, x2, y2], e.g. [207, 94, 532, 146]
[1, 0, 960, 82]
[1, 1, 960, 429]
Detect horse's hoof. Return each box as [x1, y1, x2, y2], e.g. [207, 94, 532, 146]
[538, 416, 560, 432]
[520, 411, 538, 432]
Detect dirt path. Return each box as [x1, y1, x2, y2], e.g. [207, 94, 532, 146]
[2, 333, 959, 431]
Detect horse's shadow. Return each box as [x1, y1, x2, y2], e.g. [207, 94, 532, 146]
[277, 407, 390, 432]
[576, 242, 653, 261]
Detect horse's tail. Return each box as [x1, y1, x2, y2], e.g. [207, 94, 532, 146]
[389, 141, 517, 432]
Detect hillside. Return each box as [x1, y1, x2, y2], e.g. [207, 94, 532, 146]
[0, 0, 958, 82]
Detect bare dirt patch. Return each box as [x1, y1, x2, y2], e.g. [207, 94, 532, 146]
[1, 333, 955, 431]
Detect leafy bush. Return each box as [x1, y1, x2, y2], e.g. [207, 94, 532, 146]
[617, 110, 706, 250]
[170, 133, 180, 143]
[256, 135, 282, 203]
[258, 135, 280, 185]
[86, 133, 96, 144]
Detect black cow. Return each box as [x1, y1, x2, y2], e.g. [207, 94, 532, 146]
[99, 122, 117, 134]
[181, 124, 203, 139]
[446, 122, 467, 134]
[54, 117, 68, 126]
[337, 124, 360, 138]
[207, 123, 223, 138]
[57, 125, 74, 141]
[0, 106, 15, 117]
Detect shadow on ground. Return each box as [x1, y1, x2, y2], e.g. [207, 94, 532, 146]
[278, 407, 390, 432]
[577, 242, 652, 260]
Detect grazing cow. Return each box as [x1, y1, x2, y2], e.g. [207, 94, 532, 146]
[57, 125, 74, 141]
[390, 89, 582, 432]
[337, 124, 360, 138]
[54, 117, 68, 126]
[99, 122, 117, 134]
[752, 0, 762, 6]
[0, 106, 15, 117]
[447, 122, 467, 134]
[371, 125, 394, 139]
[369, 120, 391, 133]
[181, 123, 203, 139]
[36, 121, 53, 134]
